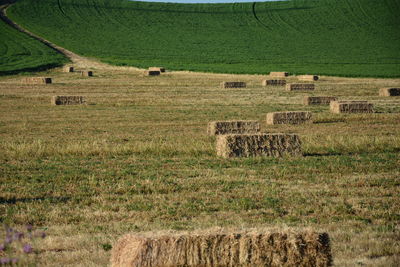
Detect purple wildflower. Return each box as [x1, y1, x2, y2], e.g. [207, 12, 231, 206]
[4, 236, 12, 245]
[40, 232, 46, 239]
[0, 244, 5, 252]
[14, 232, 24, 241]
[23, 244, 33, 254]
[11, 258, 18, 264]
[0, 258, 10, 264]
[26, 224, 33, 232]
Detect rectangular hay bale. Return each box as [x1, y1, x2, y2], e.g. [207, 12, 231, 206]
[144, 70, 161, 76]
[81, 71, 93, 77]
[286, 83, 315, 91]
[149, 67, 165, 73]
[269, 71, 289, 77]
[266, 111, 312, 125]
[379, 87, 400, 96]
[207, 120, 260, 136]
[220, 82, 246, 88]
[217, 133, 302, 158]
[111, 230, 332, 267]
[52, 96, 86, 105]
[262, 79, 286, 86]
[303, 96, 338, 105]
[298, 75, 319, 81]
[22, 77, 52, 84]
[330, 101, 373, 114]
[63, 66, 74, 73]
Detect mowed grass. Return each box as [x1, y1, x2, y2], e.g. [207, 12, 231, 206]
[0, 67, 399, 266]
[0, 11, 68, 75]
[7, 0, 400, 77]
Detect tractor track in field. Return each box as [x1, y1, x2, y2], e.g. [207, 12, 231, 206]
[0, 3, 140, 71]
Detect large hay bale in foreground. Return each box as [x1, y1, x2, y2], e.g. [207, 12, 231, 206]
[144, 70, 161, 76]
[379, 87, 400, 96]
[269, 71, 289, 77]
[52, 96, 86, 105]
[221, 82, 246, 88]
[22, 77, 52, 84]
[262, 80, 286, 86]
[207, 120, 260, 136]
[286, 84, 315, 91]
[111, 230, 331, 267]
[217, 134, 302, 158]
[63, 66, 74, 73]
[298, 75, 319, 81]
[149, 67, 166, 73]
[266, 111, 312, 125]
[81, 71, 93, 77]
[330, 101, 373, 114]
[303, 96, 338, 105]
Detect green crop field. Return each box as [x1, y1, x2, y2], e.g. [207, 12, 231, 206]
[6, 0, 400, 77]
[0, 10, 67, 75]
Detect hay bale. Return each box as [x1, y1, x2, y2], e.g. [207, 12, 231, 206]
[149, 67, 166, 73]
[63, 66, 74, 73]
[216, 134, 302, 158]
[266, 111, 312, 125]
[207, 120, 260, 136]
[303, 96, 338, 105]
[144, 70, 161, 76]
[269, 72, 289, 77]
[81, 71, 93, 77]
[22, 77, 52, 84]
[330, 101, 373, 114]
[111, 230, 331, 267]
[52, 96, 86, 105]
[298, 75, 319, 81]
[262, 80, 286, 86]
[379, 87, 400, 96]
[286, 84, 315, 91]
[221, 82, 246, 88]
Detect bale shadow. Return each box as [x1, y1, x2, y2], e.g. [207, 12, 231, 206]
[0, 196, 70, 205]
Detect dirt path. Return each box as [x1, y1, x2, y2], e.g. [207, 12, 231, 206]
[0, 3, 140, 71]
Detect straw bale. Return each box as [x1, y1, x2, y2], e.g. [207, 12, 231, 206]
[379, 87, 400, 96]
[262, 80, 286, 86]
[330, 101, 373, 114]
[286, 84, 315, 91]
[207, 120, 260, 136]
[81, 71, 93, 77]
[149, 67, 166, 73]
[52, 96, 86, 105]
[221, 82, 246, 88]
[298, 75, 319, 81]
[21, 77, 52, 84]
[303, 96, 338, 105]
[111, 230, 331, 267]
[266, 111, 312, 125]
[269, 72, 289, 77]
[63, 66, 74, 73]
[144, 70, 161, 76]
[216, 134, 302, 158]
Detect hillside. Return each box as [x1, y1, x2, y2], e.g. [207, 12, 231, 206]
[5, 0, 400, 76]
[0, 6, 67, 75]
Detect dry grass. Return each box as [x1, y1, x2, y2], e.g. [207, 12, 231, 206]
[0, 68, 399, 266]
[111, 229, 332, 267]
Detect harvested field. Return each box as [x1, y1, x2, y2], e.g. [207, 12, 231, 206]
[216, 134, 302, 158]
[111, 230, 332, 267]
[266, 111, 312, 125]
[269, 72, 288, 77]
[286, 83, 315, 91]
[21, 77, 52, 84]
[149, 67, 165, 73]
[330, 101, 374, 114]
[207, 120, 260, 136]
[379, 87, 400, 96]
[144, 70, 161, 76]
[298, 75, 319, 81]
[303, 96, 338, 105]
[220, 81, 246, 88]
[63, 66, 74, 73]
[81, 71, 93, 77]
[52, 96, 86, 105]
[262, 79, 286, 86]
